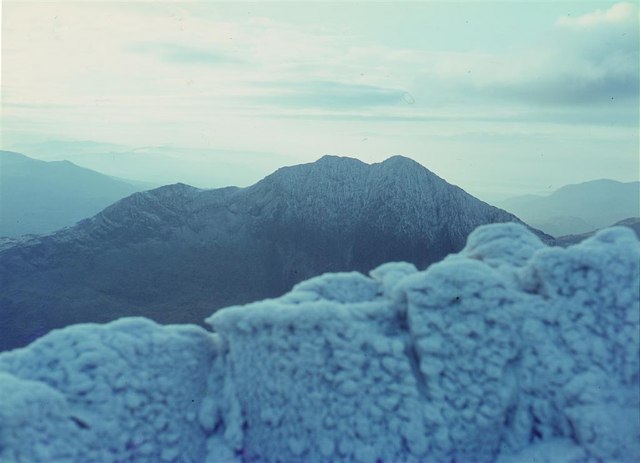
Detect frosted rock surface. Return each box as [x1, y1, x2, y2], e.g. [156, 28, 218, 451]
[0, 372, 94, 461]
[0, 223, 638, 462]
[206, 224, 639, 462]
[0, 318, 221, 462]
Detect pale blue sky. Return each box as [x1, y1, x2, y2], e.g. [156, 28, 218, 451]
[2, 1, 638, 200]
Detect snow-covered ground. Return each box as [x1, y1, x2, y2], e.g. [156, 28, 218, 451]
[1, 223, 638, 462]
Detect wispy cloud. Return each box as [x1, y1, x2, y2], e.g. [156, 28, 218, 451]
[250, 81, 410, 109]
[557, 2, 637, 27]
[264, 107, 638, 127]
[127, 41, 239, 65]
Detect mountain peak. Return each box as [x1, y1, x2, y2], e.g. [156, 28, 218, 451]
[139, 182, 202, 202]
[149, 182, 200, 194]
[314, 154, 422, 170]
[317, 154, 354, 162]
[377, 155, 435, 177]
[314, 154, 368, 169]
[380, 154, 419, 167]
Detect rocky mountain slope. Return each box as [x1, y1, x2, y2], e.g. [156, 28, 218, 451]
[0, 155, 547, 350]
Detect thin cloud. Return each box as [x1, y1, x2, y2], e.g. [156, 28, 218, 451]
[127, 41, 239, 65]
[263, 106, 638, 127]
[557, 2, 638, 28]
[485, 68, 639, 107]
[250, 81, 409, 109]
[2, 102, 75, 110]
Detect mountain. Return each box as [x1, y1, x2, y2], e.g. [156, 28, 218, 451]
[7, 140, 290, 190]
[0, 150, 144, 237]
[499, 179, 640, 237]
[555, 217, 640, 246]
[0, 155, 548, 351]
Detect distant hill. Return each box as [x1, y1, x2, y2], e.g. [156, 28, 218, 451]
[555, 217, 640, 246]
[6, 140, 288, 190]
[0, 155, 550, 351]
[0, 151, 144, 237]
[499, 179, 640, 237]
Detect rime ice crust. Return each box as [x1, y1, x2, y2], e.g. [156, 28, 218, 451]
[1, 223, 638, 462]
[0, 318, 220, 463]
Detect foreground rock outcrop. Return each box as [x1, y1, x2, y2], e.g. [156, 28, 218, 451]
[0, 223, 638, 462]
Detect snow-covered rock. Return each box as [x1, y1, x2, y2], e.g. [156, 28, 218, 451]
[0, 223, 637, 462]
[0, 318, 221, 462]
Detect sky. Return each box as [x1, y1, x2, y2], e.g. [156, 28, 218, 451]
[1, 0, 638, 201]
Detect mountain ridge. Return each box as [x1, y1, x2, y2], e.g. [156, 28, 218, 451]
[0, 150, 145, 237]
[555, 217, 640, 246]
[499, 178, 640, 236]
[0, 155, 550, 350]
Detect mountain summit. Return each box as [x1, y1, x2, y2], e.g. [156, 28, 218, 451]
[0, 155, 544, 350]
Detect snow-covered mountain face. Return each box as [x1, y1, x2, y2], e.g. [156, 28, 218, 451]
[0, 150, 144, 237]
[0, 155, 544, 351]
[499, 179, 640, 237]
